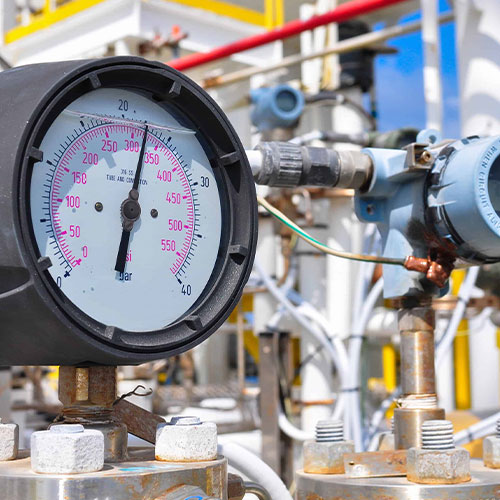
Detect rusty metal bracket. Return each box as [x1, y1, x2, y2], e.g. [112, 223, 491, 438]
[112, 399, 165, 444]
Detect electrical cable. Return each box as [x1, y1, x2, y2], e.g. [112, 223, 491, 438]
[366, 386, 401, 450]
[255, 260, 349, 436]
[435, 266, 480, 366]
[217, 442, 293, 500]
[454, 411, 500, 446]
[257, 196, 405, 267]
[305, 91, 377, 131]
[347, 277, 384, 450]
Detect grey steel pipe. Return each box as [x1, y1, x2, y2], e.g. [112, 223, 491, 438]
[394, 306, 445, 450]
[399, 307, 436, 395]
[203, 13, 453, 89]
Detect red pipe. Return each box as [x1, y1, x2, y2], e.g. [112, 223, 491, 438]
[169, 0, 409, 71]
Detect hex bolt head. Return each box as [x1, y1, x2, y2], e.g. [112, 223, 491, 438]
[483, 420, 500, 469]
[0, 419, 19, 461]
[156, 416, 217, 462]
[407, 420, 471, 484]
[303, 420, 354, 474]
[31, 424, 104, 474]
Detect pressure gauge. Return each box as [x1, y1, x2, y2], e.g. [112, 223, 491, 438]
[0, 57, 257, 365]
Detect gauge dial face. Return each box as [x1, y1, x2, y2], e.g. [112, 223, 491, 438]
[30, 88, 222, 332]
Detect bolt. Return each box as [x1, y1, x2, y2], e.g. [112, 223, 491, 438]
[407, 420, 470, 484]
[483, 417, 500, 468]
[303, 420, 354, 474]
[95, 202, 103, 212]
[151, 208, 158, 218]
[419, 150, 433, 164]
[0, 419, 19, 461]
[315, 420, 343, 443]
[421, 420, 454, 450]
[156, 416, 217, 462]
[31, 423, 104, 474]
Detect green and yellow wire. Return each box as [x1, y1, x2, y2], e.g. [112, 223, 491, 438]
[257, 195, 405, 267]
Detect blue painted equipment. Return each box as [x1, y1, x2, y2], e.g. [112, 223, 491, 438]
[356, 132, 500, 297]
[250, 85, 304, 132]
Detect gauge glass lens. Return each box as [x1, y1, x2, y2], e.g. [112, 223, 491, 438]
[30, 88, 222, 332]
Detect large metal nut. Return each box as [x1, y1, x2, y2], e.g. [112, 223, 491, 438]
[59, 366, 116, 407]
[52, 421, 128, 463]
[483, 436, 500, 468]
[31, 424, 104, 474]
[156, 416, 217, 462]
[407, 447, 471, 484]
[303, 440, 354, 474]
[0, 420, 18, 461]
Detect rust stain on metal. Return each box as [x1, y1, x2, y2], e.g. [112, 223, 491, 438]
[59, 366, 117, 408]
[113, 399, 165, 444]
[344, 450, 407, 478]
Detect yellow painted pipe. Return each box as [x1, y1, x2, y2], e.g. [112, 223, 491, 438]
[451, 270, 471, 410]
[382, 343, 397, 392]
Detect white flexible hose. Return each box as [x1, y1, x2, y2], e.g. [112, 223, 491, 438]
[348, 277, 384, 451]
[218, 442, 293, 500]
[454, 411, 500, 446]
[254, 259, 349, 393]
[435, 267, 480, 366]
[255, 259, 350, 439]
[278, 411, 314, 441]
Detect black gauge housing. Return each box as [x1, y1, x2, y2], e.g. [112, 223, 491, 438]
[0, 57, 257, 365]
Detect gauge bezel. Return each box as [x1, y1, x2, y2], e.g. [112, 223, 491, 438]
[16, 57, 257, 358]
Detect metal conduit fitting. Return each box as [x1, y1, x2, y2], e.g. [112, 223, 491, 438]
[250, 142, 373, 190]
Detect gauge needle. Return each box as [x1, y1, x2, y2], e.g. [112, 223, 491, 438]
[114, 125, 149, 273]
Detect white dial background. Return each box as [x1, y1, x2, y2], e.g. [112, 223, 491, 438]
[30, 88, 222, 332]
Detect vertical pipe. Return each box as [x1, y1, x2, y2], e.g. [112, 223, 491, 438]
[298, 202, 332, 432]
[274, 0, 285, 27]
[382, 343, 397, 393]
[420, 0, 443, 131]
[279, 332, 294, 486]
[451, 270, 471, 410]
[455, 0, 500, 136]
[236, 301, 246, 395]
[259, 332, 281, 473]
[394, 306, 445, 449]
[265, 0, 275, 30]
[399, 308, 436, 395]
